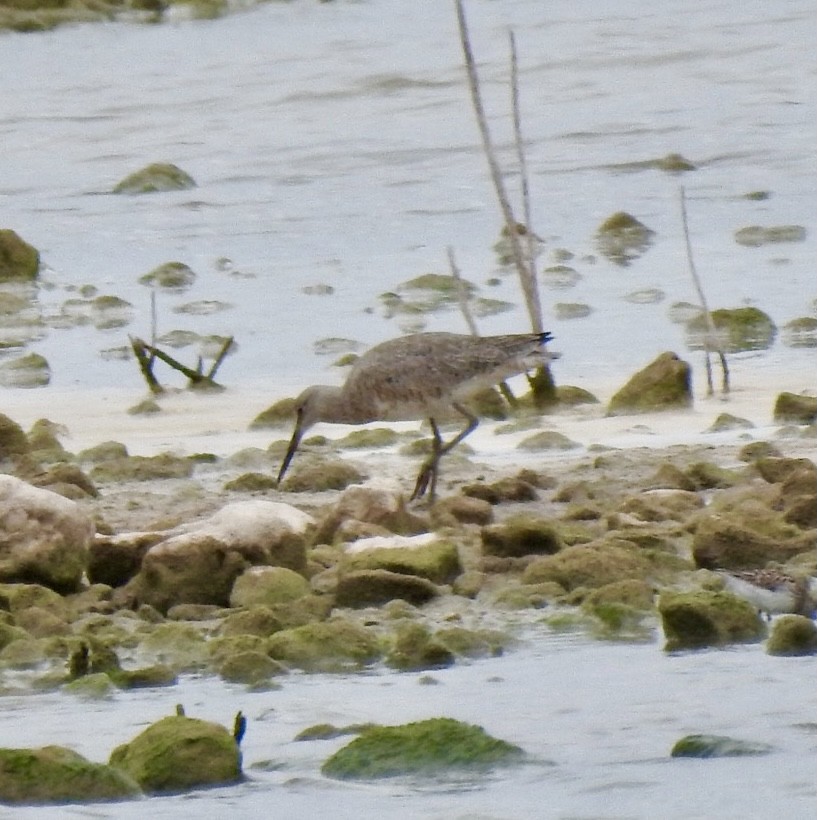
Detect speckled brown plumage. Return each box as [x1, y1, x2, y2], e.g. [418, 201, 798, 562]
[277, 331, 559, 500]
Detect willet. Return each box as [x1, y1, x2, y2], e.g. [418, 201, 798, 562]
[277, 331, 560, 500]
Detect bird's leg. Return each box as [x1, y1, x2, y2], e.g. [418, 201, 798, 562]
[410, 418, 443, 501]
[410, 405, 479, 501]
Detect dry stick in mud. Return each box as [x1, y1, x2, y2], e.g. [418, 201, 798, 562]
[679, 186, 730, 396]
[448, 245, 518, 409]
[454, 0, 556, 407]
[129, 336, 234, 392]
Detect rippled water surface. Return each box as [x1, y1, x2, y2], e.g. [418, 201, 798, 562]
[2, 631, 816, 820]
[1, 0, 814, 395]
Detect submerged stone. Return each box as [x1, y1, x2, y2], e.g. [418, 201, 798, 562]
[321, 717, 524, 779]
[113, 163, 196, 195]
[685, 306, 777, 353]
[670, 734, 773, 758]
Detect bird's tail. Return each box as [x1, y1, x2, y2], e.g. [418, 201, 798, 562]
[535, 331, 561, 360]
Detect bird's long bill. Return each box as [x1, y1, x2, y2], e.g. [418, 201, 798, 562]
[277, 412, 304, 484]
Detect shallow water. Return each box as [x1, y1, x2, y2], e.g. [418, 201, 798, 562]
[1, 629, 816, 820]
[1, 0, 815, 397]
[1, 2, 816, 817]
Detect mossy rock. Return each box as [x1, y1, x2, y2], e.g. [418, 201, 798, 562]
[705, 413, 754, 433]
[113, 163, 196, 195]
[555, 302, 592, 320]
[341, 540, 461, 584]
[321, 717, 524, 780]
[733, 224, 806, 247]
[595, 211, 655, 265]
[434, 626, 511, 659]
[481, 514, 563, 558]
[0, 745, 141, 804]
[685, 307, 777, 353]
[658, 590, 764, 651]
[670, 734, 773, 758]
[0, 412, 29, 457]
[217, 605, 284, 638]
[279, 459, 365, 492]
[517, 430, 581, 451]
[384, 623, 455, 671]
[773, 392, 817, 425]
[336, 428, 399, 449]
[89, 453, 194, 482]
[0, 229, 39, 282]
[765, 615, 817, 656]
[556, 385, 599, 406]
[63, 671, 117, 700]
[217, 650, 287, 685]
[691, 514, 812, 570]
[109, 715, 241, 794]
[266, 619, 381, 672]
[607, 352, 692, 415]
[685, 461, 743, 490]
[138, 261, 196, 292]
[0, 352, 50, 388]
[781, 316, 817, 348]
[523, 542, 652, 591]
[335, 569, 440, 608]
[490, 581, 565, 610]
[229, 566, 311, 608]
[222, 472, 276, 492]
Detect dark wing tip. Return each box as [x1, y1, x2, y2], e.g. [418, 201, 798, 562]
[538, 331, 554, 345]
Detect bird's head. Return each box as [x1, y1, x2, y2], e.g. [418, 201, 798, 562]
[276, 385, 341, 484]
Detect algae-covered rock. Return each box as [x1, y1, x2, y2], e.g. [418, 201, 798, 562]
[481, 514, 563, 558]
[321, 717, 524, 779]
[266, 619, 381, 672]
[595, 211, 655, 265]
[138, 261, 196, 292]
[685, 307, 777, 353]
[658, 590, 764, 651]
[0, 229, 39, 282]
[733, 224, 806, 247]
[0, 352, 50, 388]
[335, 569, 439, 608]
[607, 352, 692, 415]
[517, 430, 581, 451]
[554, 302, 592, 320]
[229, 565, 310, 608]
[89, 453, 194, 483]
[279, 458, 365, 493]
[342, 537, 460, 584]
[781, 316, 817, 348]
[670, 734, 773, 758]
[773, 392, 817, 424]
[113, 163, 196, 195]
[705, 413, 754, 433]
[692, 515, 812, 570]
[765, 615, 817, 657]
[384, 622, 455, 671]
[523, 542, 652, 591]
[109, 715, 241, 794]
[217, 650, 287, 686]
[0, 412, 29, 457]
[0, 745, 141, 804]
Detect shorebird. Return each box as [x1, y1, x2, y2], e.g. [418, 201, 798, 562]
[718, 568, 817, 620]
[277, 331, 560, 500]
